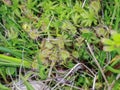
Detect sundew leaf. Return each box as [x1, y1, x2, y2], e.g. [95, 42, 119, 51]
[71, 13, 81, 25]
[73, 1, 83, 13]
[64, 60, 75, 68]
[90, 0, 100, 14]
[94, 26, 108, 37]
[81, 9, 97, 26]
[49, 53, 58, 61]
[40, 0, 58, 11]
[7, 29, 18, 39]
[81, 29, 93, 41]
[57, 37, 65, 49]
[72, 51, 79, 58]
[28, 29, 39, 40]
[54, 4, 65, 15]
[22, 23, 31, 32]
[61, 50, 70, 61]
[61, 21, 76, 31]
[45, 41, 53, 49]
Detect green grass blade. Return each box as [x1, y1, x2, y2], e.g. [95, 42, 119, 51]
[0, 47, 22, 58]
[0, 54, 31, 68]
[0, 62, 23, 67]
[0, 83, 10, 90]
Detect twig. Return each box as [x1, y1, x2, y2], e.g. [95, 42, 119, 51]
[64, 83, 84, 90]
[82, 63, 95, 77]
[82, 0, 87, 8]
[9, 71, 21, 90]
[85, 40, 109, 87]
[48, 61, 54, 78]
[52, 62, 96, 90]
[92, 75, 97, 90]
[46, 14, 54, 42]
[51, 63, 81, 90]
[70, 77, 75, 90]
[0, 22, 7, 31]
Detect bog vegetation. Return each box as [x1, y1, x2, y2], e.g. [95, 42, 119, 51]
[0, 0, 120, 90]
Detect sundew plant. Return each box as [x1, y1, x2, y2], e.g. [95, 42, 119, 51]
[0, 0, 120, 90]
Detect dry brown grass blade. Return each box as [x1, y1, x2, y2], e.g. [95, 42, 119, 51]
[85, 40, 109, 89]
